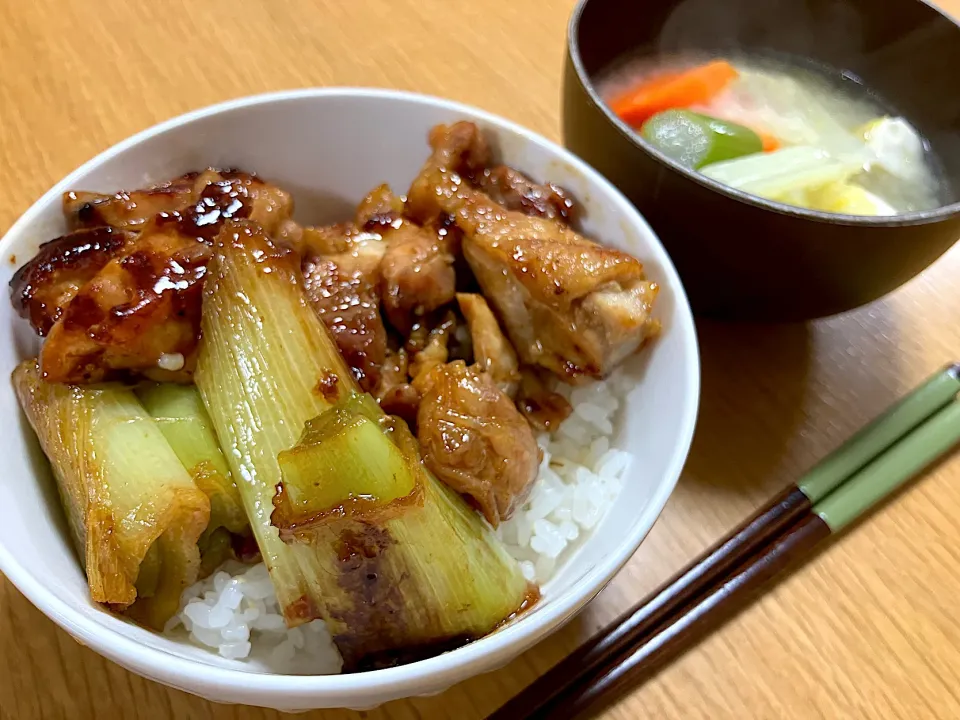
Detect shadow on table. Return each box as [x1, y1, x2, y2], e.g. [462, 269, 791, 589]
[681, 296, 909, 498]
[681, 318, 814, 496]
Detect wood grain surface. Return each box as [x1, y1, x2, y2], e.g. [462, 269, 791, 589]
[2, 0, 959, 717]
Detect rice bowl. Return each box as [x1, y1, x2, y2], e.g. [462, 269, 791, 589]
[0, 89, 698, 710]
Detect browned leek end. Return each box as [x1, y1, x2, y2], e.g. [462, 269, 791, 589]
[12, 359, 210, 629]
[272, 391, 532, 671]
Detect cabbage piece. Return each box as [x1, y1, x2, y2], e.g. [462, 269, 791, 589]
[701, 146, 865, 200]
[707, 69, 867, 159]
[859, 116, 927, 182]
[778, 181, 896, 216]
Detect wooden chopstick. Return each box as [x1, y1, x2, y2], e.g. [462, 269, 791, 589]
[490, 364, 960, 720]
[542, 513, 832, 720]
[543, 396, 960, 720]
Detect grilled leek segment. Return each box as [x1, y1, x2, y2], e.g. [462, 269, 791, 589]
[195, 220, 530, 669]
[12, 360, 210, 628]
[137, 383, 250, 573]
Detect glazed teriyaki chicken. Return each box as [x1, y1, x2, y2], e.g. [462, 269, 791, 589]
[9, 121, 659, 668]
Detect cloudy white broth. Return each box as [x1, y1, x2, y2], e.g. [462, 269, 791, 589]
[597, 52, 944, 216]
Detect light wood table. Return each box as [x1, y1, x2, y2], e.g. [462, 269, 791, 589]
[2, 1, 959, 717]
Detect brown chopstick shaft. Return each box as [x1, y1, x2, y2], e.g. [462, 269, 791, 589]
[537, 513, 832, 720]
[488, 485, 811, 720]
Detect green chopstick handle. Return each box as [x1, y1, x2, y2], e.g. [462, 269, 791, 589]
[799, 365, 960, 502]
[815, 400, 960, 532]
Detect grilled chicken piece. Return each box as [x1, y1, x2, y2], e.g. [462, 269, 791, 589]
[9, 227, 135, 336]
[473, 165, 578, 223]
[456, 293, 520, 397]
[63, 172, 199, 231]
[295, 188, 406, 393]
[356, 183, 405, 231]
[63, 169, 293, 237]
[284, 184, 455, 344]
[414, 360, 540, 527]
[462, 211, 659, 382]
[407, 122, 490, 225]
[353, 184, 457, 336]
[408, 122, 659, 382]
[407, 312, 457, 383]
[279, 220, 378, 257]
[34, 170, 293, 384]
[290, 184, 455, 339]
[379, 224, 456, 335]
[516, 368, 572, 432]
[40, 217, 211, 384]
[375, 347, 420, 427]
[302, 233, 387, 393]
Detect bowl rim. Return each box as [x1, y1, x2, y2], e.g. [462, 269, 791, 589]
[565, 0, 960, 227]
[0, 87, 700, 703]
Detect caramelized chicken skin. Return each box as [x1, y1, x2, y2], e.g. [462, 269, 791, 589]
[408, 122, 659, 382]
[64, 169, 293, 236]
[302, 233, 388, 393]
[40, 217, 211, 383]
[30, 168, 292, 384]
[473, 165, 578, 223]
[414, 360, 540, 527]
[63, 172, 199, 232]
[10, 227, 135, 336]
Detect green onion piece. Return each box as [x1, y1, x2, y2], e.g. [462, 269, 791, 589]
[137, 383, 250, 546]
[275, 392, 416, 516]
[198, 527, 236, 578]
[641, 110, 763, 170]
[195, 220, 530, 669]
[12, 360, 210, 628]
[195, 223, 339, 627]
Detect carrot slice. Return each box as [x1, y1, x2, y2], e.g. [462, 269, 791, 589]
[759, 132, 781, 153]
[610, 60, 739, 127]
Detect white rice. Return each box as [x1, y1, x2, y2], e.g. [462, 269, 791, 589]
[497, 374, 632, 584]
[166, 375, 629, 667]
[164, 561, 342, 674]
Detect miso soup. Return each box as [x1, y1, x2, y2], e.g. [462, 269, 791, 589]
[597, 53, 944, 216]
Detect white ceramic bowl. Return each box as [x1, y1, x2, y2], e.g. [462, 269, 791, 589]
[0, 89, 699, 711]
